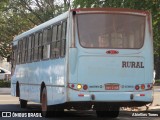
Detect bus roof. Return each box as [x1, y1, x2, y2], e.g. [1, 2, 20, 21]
[71, 8, 150, 15]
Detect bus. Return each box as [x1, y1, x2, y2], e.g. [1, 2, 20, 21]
[10, 8, 154, 118]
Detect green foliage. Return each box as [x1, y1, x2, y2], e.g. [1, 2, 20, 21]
[0, 80, 10, 88]
[0, 0, 70, 58]
[155, 79, 160, 83]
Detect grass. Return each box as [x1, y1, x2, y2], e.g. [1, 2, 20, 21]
[0, 80, 10, 88]
[155, 79, 160, 83]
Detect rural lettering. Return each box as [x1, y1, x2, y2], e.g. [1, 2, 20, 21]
[122, 61, 144, 68]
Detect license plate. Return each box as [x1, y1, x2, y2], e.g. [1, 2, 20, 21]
[105, 84, 119, 90]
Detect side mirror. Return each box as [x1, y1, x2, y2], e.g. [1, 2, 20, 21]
[7, 55, 11, 62]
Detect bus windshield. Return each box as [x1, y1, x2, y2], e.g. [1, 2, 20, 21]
[77, 13, 145, 49]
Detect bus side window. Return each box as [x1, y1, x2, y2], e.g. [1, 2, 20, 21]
[31, 35, 35, 62]
[12, 45, 17, 74]
[27, 36, 32, 62]
[24, 37, 28, 63]
[42, 27, 51, 59]
[51, 25, 57, 59]
[61, 21, 67, 57]
[56, 24, 62, 58]
[47, 27, 52, 58]
[34, 33, 39, 61]
[21, 39, 25, 64]
[18, 40, 22, 64]
[17, 41, 20, 64]
[22, 37, 27, 63]
[38, 32, 43, 60]
[21, 40, 23, 63]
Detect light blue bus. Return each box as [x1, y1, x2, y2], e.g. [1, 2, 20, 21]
[11, 8, 154, 117]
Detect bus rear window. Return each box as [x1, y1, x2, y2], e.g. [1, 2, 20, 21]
[77, 14, 145, 49]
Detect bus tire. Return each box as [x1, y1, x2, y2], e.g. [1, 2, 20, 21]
[41, 87, 49, 117]
[16, 82, 20, 97]
[96, 106, 120, 118]
[20, 99, 27, 108]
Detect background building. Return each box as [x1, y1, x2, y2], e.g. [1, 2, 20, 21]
[0, 56, 11, 71]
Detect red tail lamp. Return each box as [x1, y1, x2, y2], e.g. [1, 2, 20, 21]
[83, 84, 88, 90]
[141, 84, 145, 90]
[135, 85, 140, 90]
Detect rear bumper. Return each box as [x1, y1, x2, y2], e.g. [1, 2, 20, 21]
[67, 89, 153, 107]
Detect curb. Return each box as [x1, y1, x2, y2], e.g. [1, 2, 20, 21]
[0, 88, 11, 95]
[148, 106, 160, 111]
[138, 106, 160, 112]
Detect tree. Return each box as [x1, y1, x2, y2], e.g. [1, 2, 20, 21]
[0, 0, 70, 58]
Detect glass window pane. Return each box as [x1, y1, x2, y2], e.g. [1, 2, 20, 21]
[60, 39, 66, 57]
[43, 44, 50, 59]
[52, 26, 57, 42]
[35, 33, 39, 47]
[57, 25, 62, 40]
[43, 29, 47, 44]
[39, 32, 43, 46]
[77, 14, 145, 49]
[47, 27, 52, 43]
[62, 21, 67, 39]
[56, 41, 60, 58]
[50, 42, 56, 59]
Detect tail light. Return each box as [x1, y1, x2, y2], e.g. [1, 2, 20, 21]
[147, 83, 153, 90]
[141, 84, 145, 90]
[68, 83, 88, 91]
[83, 84, 88, 90]
[71, 84, 75, 88]
[77, 84, 82, 90]
[147, 84, 151, 88]
[135, 85, 140, 90]
[135, 83, 153, 91]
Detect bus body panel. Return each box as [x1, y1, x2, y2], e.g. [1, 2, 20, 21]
[77, 56, 145, 92]
[11, 8, 153, 110]
[11, 58, 67, 105]
[67, 9, 154, 106]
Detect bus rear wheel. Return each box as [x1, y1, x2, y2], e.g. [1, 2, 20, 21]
[96, 106, 120, 118]
[20, 99, 27, 108]
[41, 87, 49, 117]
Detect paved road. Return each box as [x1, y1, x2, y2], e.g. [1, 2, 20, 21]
[153, 86, 160, 106]
[0, 87, 160, 119]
